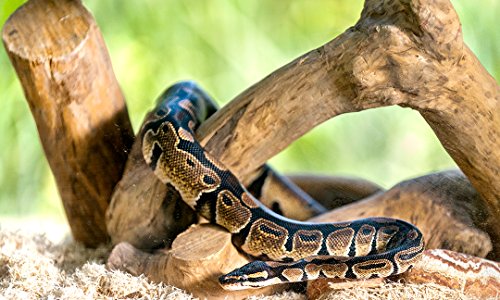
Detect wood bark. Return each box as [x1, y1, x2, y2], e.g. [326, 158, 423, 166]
[311, 170, 492, 258]
[397, 249, 500, 298]
[307, 249, 500, 299]
[2, 0, 134, 247]
[288, 175, 383, 210]
[107, 224, 287, 299]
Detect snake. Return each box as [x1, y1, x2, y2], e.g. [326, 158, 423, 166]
[140, 81, 424, 290]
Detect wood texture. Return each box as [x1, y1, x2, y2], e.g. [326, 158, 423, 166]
[288, 175, 383, 210]
[107, 224, 286, 299]
[307, 249, 500, 299]
[195, 0, 500, 258]
[397, 249, 500, 298]
[311, 170, 493, 258]
[2, 0, 134, 246]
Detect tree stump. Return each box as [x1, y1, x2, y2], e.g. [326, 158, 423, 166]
[2, 0, 134, 247]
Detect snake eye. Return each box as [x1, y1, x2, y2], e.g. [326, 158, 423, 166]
[407, 230, 418, 240]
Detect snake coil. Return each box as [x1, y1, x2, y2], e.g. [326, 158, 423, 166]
[141, 81, 424, 290]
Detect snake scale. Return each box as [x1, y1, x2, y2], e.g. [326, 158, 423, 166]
[141, 81, 424, 290]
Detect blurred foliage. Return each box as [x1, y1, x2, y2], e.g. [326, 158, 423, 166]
[0, 0, 498, 220]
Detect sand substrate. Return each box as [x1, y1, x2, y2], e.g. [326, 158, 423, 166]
[0, 229, 491, 299]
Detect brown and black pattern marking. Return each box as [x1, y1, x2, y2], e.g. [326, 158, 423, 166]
[355, 224, 376, 256]
[321, 263, 349, 278]
[375, 225, 400, 252]
[142, 121, 221, 209]
[326, 228, 355, 257]
[291, 229, 323, 259]
[216, 190, 251, 233]
[141, 81, 425, 290]
[352, 258, 394, 278]
[282, 268, 304, 282]
[242, 218, 289, 259]
[393, 233, 425, 273]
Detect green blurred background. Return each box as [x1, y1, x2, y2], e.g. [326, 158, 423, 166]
[0, 0, 498, 223]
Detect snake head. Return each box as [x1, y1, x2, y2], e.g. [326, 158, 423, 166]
[219, 261, 281, 290]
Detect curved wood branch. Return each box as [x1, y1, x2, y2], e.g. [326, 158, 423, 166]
[197, 0, 500, 258]
[311, 170, 492, 258]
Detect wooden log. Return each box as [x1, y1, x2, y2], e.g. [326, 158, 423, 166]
[2, 0, 134, 246]
[310, 170, 492, 258]
[288, 174, 383, 210]
[307, 249, 500, 299]
[195, 0, 500, 258]
[107, 224, 286, 299]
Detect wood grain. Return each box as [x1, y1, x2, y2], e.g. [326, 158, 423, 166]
[288, 175, 383, 210]
[2, 0, 134, 246]
[311, 170, 492, 257]
[107, 224, 287, 299]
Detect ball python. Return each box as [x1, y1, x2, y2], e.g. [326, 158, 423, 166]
[141, 81, 424, 290]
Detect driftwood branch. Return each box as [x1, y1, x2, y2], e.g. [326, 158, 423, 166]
[110, 0, 499, 259]
[196, 0, 500, 258]
[310, 171, 493, 257]
[2, 0, 134, 246]
[107, 2, 499, 296]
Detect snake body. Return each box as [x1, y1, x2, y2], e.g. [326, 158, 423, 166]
[141, 81, 424, 290]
